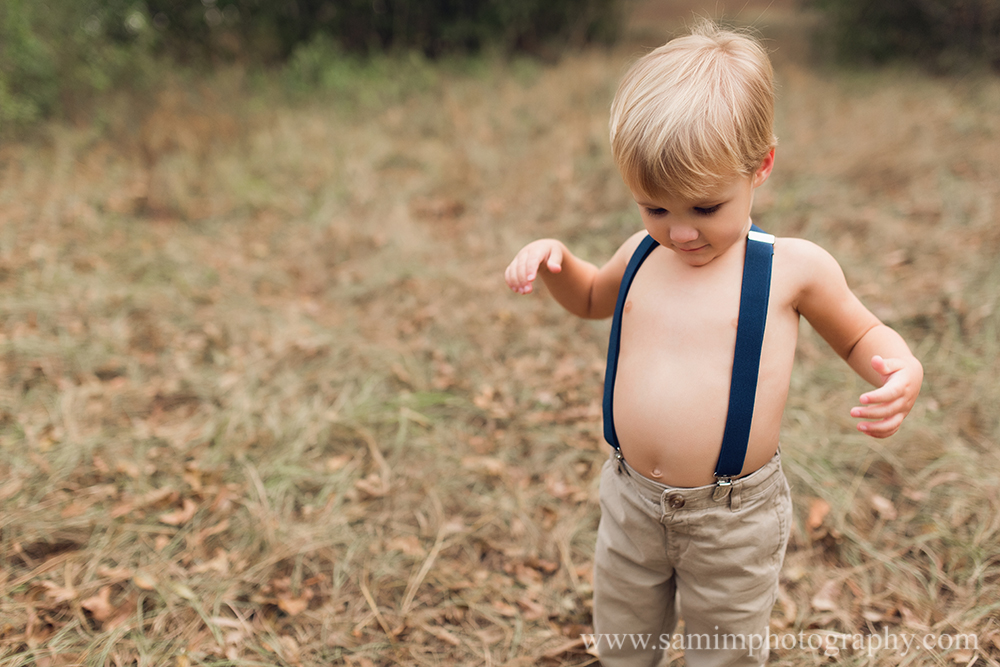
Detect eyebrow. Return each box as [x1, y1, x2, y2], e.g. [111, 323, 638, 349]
[635, 197, 726, 209]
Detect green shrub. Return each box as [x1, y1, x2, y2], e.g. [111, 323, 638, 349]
[0, 0, 158, 135]
[0, 0, 623, 134]
[0, 0, 60, 128]
[809, 0, 1000, 70]
[142, 0, 623, 61]
[147, 0, 621, 59]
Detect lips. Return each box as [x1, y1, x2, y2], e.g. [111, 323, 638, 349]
[676, 245, 707, 253]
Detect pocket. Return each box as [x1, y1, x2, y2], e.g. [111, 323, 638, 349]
[771, 476, 793, 567]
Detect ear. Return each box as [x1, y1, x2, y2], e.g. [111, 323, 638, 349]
[752, 148, 775, 188]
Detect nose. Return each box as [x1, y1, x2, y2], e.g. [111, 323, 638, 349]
[669, 225, 699, 244]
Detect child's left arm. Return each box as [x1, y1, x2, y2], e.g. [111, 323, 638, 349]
[791, 240, 923, 438]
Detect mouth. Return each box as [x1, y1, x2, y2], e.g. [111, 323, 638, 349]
[676, 244, 707, 253]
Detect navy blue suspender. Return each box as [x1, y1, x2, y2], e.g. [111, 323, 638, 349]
[602, 234, 658, 451]
[601, 225, 775, 485]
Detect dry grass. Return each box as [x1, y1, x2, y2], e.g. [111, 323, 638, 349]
[1, 3, 999, 666]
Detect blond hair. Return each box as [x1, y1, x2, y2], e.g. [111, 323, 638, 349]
[609, 21, 776, 200]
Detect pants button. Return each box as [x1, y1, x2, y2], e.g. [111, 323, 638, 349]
[667, 494, 685, 509]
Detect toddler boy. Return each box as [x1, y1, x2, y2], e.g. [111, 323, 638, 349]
[504, 22, 922, 667]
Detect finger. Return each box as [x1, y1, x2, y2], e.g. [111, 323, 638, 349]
[858, 412, 904, 435]
[869, 355, 886, 374]
[851, 398, 906, 421]
[507, 254, 535, 292]
[858, 412, 904, 438]
[859, 379, 904, 405]
[525, 248, 546, 280]
[546, 245, 563, 273]
[504, 263, 517, 289]
[506, 261, 527, 291]
[515, 252, 534, 284]
[870, 355, 903, 378]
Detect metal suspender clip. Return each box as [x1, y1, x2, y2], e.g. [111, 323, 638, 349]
[615, 450, 630, 476]
[747, 230, 775, 245]
[712, 476, 733, 501]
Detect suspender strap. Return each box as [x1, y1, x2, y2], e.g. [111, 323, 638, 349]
[602, 234, 658, 451]
[601, 226, 774, 481]
[714, 225, 774, 478]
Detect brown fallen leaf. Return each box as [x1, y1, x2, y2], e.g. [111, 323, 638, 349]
[517, 596, 547, 621]
[81, 586, 114, 621]
[326, 454, 352, 472]
[771, 585, 796, 630]
[543, 637, 586, 659]
[277, 593, 310, 616]
[460, 456, 505, 476]
[870, 494, 898, 520]
[120, 486, 178, 517]
[159, 498, 197, 526]
[190, 549, 229, 575]
[96, 566, 133, 584]
[386, 535, 425, 557]
[133, 571, 157, 590]
[898, 605, 930, 631]
[492, 600, 517, 617]
[861, 607, 886, 622]
[277, 635, 301, 663]
[810, 579, 841, 612]
[354, 474, 388, 498]
[419, 623, 462, 647]
[950, 650, 974, 664]
[41, 581, 77, 603]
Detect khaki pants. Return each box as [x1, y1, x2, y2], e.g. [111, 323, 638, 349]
[593, 451, 791, 667]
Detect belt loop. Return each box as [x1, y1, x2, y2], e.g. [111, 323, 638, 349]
[729, 480, 742, 511]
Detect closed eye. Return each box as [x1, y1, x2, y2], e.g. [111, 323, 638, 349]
[645, 207, 668, 217]
[694, 204, 722, 216]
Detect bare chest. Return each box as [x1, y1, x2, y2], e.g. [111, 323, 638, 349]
[619, 248, 744, 357]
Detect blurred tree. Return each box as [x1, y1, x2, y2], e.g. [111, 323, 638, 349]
[143, 0, 623, 61]
[810, 0, 1000, 69]
[0, 0, 158, 133]
[0, 0, 60, 127]
[0, 0, 624, 134]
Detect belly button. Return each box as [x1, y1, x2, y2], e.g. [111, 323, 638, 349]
[624, 300, 632, 313]
[651, 468, 662, 478]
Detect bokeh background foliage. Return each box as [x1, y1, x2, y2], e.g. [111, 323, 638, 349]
[0, 0, 623, 132]
[809, 0, 1000, 68]
[6, 0, 1000, 133]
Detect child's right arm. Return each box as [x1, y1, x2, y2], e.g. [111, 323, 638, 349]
[504, 232, 646, 319]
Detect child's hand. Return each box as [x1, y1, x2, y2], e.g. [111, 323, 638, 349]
[850, 355, 922, 438]
[504, 239, 564, 295]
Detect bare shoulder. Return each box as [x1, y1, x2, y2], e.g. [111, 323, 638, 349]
[774, 237, 846, 300]
[588, 230, 650, 319]
[616, 230, 650, 260]
[600, 229, 650, 279]
[774, 236, 840, 269]
[774, 235, 881, 359]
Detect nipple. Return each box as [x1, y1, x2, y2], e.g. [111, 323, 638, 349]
[651, 468, 662, 478]
[623, 300, 632, 313]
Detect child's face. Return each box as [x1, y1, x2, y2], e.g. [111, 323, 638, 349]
[630, 152, 774, 267]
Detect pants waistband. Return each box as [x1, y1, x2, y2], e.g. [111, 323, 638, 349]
[616, 450, 783, 512]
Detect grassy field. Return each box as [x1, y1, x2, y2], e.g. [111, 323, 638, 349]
[1, 3, 999, 666]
